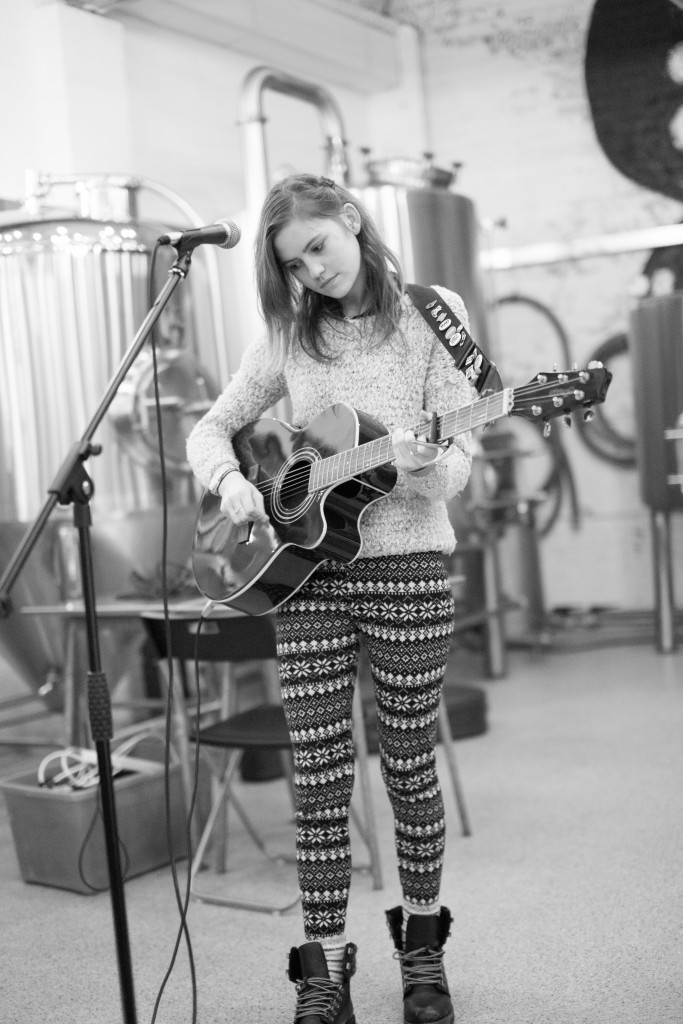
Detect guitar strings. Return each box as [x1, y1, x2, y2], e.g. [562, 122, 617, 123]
[252, 380, 585, 501]
[247, 377, 590, 503]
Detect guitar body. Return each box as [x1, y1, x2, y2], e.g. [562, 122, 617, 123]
[192, 403, 397, 614]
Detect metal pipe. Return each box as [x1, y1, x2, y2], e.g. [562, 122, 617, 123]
[135, 176, 230, 384]
[238, 65, 350, 216]
[650, 510, 677, 654]
[482, 222, 683, 270]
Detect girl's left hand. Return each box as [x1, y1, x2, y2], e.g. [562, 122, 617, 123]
[392, 413, 443, 473]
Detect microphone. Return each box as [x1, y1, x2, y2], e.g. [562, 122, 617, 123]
[157, 218, 241, 251]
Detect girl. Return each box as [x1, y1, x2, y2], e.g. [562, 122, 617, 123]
[186, 173, 474, 1024]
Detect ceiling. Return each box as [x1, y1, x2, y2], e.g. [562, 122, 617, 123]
[337, 0, 467, 40]
[61, 0, 596, 77]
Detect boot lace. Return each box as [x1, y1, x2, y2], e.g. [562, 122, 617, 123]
[394, 946, 446, 988]
[294, 977, 341, 1020]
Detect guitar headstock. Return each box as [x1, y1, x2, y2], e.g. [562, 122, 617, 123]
[510, 363, 612, 433]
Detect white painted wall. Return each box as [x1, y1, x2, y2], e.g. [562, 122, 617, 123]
[0, 1, 381, 204]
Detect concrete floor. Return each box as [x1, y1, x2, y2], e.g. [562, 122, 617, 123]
[0, 635, 682, 1024]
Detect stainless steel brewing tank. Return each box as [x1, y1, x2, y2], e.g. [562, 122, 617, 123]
[0, 212, 219, 517]
[629, 293, 683, 512]
[354, 158, 492, 353]
[0, 185, 221, 698]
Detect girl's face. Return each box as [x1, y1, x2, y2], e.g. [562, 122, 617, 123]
[273, 204, 367, 316]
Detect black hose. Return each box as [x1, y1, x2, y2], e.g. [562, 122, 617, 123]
[492, 293, 578, 533]
[494, 293, 574, 368]
[574, 333, 635, 467]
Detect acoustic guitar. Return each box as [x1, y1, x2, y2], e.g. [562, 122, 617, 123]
[192, 366, 612, 615]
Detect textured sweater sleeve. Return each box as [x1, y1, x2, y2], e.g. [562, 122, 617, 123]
[403, 286, 475, 501]
[186, 336, 287, 489]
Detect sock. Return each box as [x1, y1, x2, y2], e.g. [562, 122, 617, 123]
[319, 934, 348, 986]
[402, 899, 440, 947]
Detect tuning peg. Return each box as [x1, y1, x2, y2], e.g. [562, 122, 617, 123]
[543, 420, 552, 438]
[583, 408, 595, 422]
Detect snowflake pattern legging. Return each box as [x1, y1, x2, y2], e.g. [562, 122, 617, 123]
[275, 550, 455, 941]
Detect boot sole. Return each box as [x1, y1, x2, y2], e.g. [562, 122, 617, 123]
[404, 1013, 453, 1024]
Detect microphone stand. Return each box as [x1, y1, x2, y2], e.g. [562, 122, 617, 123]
[0, 246, 196, 1024]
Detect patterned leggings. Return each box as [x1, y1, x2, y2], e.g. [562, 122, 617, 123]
[275, 551, 455, 941]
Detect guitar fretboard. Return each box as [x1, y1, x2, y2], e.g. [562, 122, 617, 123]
[309, 390, 512, 491]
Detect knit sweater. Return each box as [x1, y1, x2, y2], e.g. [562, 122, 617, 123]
[186, 285, 474, 558]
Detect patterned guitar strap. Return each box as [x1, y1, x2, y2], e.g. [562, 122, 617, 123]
[405, 282, 503, 396]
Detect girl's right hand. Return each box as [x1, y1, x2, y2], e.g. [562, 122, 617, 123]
[217, 471, 269, 526]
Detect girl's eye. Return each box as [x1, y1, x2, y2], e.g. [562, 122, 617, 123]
[312, 241, 324, 252]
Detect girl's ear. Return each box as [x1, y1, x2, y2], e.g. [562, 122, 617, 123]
[342, 203, 362, 234]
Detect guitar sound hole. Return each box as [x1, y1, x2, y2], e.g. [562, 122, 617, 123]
[279, 459, 312, 512]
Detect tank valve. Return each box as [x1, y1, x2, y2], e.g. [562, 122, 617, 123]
[665, 413, 683, 492]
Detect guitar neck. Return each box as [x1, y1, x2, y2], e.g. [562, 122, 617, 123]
[310, 389, 514, 491]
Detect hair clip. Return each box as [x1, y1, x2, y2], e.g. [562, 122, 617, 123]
[319, 176, 336, 188]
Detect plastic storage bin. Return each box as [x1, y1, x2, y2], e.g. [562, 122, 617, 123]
[0, 757, 187, 894]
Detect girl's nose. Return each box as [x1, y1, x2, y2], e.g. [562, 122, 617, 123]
[308, 258, 326, 279]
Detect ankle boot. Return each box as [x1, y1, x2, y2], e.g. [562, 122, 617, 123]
[385, 906, 454, 1024]
[287, 940, 357, 1024]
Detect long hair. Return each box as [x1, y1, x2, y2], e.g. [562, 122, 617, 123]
[254, 173, 404, 363]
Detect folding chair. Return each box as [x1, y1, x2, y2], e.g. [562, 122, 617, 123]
[141, 610, 383, 913]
